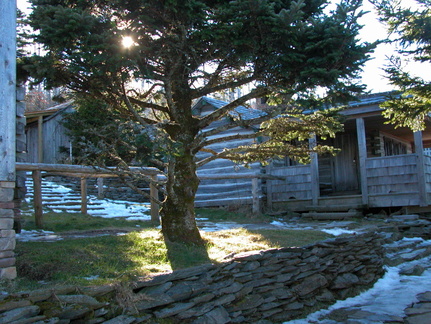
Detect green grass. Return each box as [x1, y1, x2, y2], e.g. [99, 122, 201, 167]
[19, 210, 156, 233]
[10, 228, 333, 292]
[6, 208, 334, 293]
[195, 207, 273, 223]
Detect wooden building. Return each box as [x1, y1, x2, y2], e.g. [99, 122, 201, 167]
[25, 101, 74, 164]
[266, 92, 431, 215]
[23, 93, 431, 215]
[194, 96, 264, 208]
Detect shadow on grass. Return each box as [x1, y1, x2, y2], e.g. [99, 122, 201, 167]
[163, 237, 212, 271]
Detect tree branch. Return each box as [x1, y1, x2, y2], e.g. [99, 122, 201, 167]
[197, 87, 270, 129]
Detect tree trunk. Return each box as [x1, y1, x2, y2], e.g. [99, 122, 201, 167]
[160, 149, 203, 245]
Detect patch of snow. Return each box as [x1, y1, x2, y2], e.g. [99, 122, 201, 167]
[83, 275, 100, 281]
[270, 220, 287, 227]
[16, 230, 63, 242]
[321, 228, 358, 236]
[199, 221, 243, 232]
[286, 245, 431, 323]
[25, 178, 151, 220]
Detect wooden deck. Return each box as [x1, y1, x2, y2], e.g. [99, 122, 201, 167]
[267, 153, 431, 212]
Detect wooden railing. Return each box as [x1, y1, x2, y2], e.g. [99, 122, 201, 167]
[16, 163, 281, 228]
[16, 163, 160, 227]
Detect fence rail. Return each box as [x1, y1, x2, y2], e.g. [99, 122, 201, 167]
[16, 163, 281, 229]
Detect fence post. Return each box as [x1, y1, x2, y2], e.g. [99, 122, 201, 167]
[252, 177, 260, 214]
[97, 177, 104, 199]
[32, 170, 43, 228]
[80, 177, 88, 214]
[266, 163, 273, 211]
[150, 175, 159, 222]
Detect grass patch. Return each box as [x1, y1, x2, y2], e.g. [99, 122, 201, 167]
[19, 211, 156, 233]
[15, 230, 170, 287]
[195, 207, 272, 223]
[202, 228, 333, 260]
[10, 227, 333, 292]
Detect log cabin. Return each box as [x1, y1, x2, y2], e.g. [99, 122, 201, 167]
[23, 93, 431, 216]
[193, 96, 264, 208]
[25, 101, 74, 164]
[266, 92, 431, 216]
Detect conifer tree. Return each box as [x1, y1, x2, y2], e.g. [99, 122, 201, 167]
[26, 0, 373, 244]
[373, 0, 431, 130]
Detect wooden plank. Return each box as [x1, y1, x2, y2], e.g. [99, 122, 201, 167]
[97, 177, 104, 199]
[32, 170, 43, 228]
[356, 118, 368, 205]
[80, 177, 87, 214]
[252, 178, 260, 214]
[38, 116, 43, 163]
[266, 163, 273, 210]
[150, 175, 159, 222]
[16, 162, 160, 175]
[0, 0, 16, 182]
[309, 136, 319, 205]
[414, 131, 427, 206]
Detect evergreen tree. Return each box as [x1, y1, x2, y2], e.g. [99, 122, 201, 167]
[25, 0, 374, 244]
[373, 0, 431, 130]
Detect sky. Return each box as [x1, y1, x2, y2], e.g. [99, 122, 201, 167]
[16, 0, 430, 94]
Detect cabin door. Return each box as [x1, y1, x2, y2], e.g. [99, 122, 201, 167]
[319, 133, 360, 195]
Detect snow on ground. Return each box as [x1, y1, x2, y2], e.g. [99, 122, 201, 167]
[286, 241, 431, 324]
[16, 230, 63, 242]
[321, 228, 358, 236]
[25, 179, 152, 221]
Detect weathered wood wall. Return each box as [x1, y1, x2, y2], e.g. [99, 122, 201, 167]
[0, 0, 17, 279]
[424, 155, 431, 195]
[366, 155, 419, 194]
[266, 164, 312, 206]
[26, 108, 73, 163]
[194, 98, 263, 208]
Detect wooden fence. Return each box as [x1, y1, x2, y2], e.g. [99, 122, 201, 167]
[16, 163, 281, 228]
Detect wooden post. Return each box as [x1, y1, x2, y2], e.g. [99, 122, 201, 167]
[252, 177, 260, 214]
[0, 0, 17, 280]
[37, 116, 43, 163]
[80, 177, 88, 214]
[97, 177, 104, 199]
[356, 118, 369, 206]
[32, 170, 43, 228]
[309, 136, 319, 206]
[414, 131, 427, 206]
[150, 175, 159, 222]
[0, 1, 16, 182]
[265, 163, 273, 211]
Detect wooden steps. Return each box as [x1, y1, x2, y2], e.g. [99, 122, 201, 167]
[301, 204, 365, 220]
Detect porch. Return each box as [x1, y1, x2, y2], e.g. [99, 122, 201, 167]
[267, 153, 431, 213]
[266, 110, 431, 214]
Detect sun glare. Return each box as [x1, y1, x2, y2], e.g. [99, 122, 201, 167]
[122, 36, 135, 48]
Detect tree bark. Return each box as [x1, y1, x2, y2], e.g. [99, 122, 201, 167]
[160, 149, 203, 244]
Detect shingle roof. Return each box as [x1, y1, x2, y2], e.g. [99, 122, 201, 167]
[199, 96, 267, 120]
[347, 91, 398, 108]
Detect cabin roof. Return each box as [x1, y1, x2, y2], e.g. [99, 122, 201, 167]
[347, 91, 397, 108]
[25, 101, 74, 124]
[194, 96, 267, 120]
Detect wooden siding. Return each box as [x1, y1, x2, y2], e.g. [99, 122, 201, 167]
[195, 121, 261, 207]
[26, 109, 72, 164]
[266, 165, 312, 204]
[365, 154, 419, 194]
[424, 155, 431, 194]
